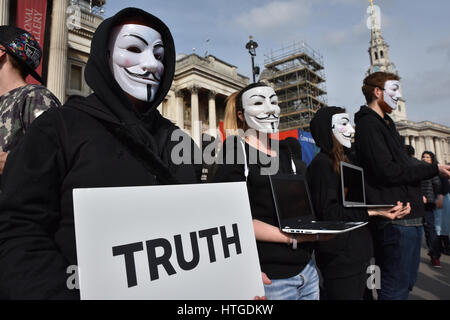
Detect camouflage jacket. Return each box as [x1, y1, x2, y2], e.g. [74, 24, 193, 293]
[0, 84, 61, 152]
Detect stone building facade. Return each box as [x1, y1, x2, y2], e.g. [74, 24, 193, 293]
[160, 54, 248, 146]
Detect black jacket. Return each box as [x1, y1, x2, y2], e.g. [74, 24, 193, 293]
[0, 8, 200, 299]
[213, 136, 312, 280]
[308, 107, 373, 279]
[307, 153, 372, 279]
[421, 174, 441, 206]
[354, 106, 438, 220]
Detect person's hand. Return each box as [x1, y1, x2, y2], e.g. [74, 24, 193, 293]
[261, 272, 271, 285]
[369, 202, 411, 220]
[436, 195, 444, 209]
[298, 233, 336, 243]
[423, 196, 427, 204]
[254, 272, 271, 300]
[0, 152, 8, 174]
[438, 164, 450, 179]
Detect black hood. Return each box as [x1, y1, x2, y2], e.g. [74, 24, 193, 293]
[354, 105, 395, 129]
[66, 8, 179, 184]
[310, 106, 346, 154]
[84, 7, 175, 120]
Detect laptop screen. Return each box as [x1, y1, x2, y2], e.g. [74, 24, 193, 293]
[269, 175, 314, 223]
[342, 163, 365, 204]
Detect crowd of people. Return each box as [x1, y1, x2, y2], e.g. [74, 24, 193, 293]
[0, 7, 449, 300]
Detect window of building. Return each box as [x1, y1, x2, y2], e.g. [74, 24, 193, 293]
[380, 50, 384, 58]
[70, 64, 82, 91]
[374, 52, 378, 60]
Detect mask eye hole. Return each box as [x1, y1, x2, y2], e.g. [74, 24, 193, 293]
[127, 46, 142, 53]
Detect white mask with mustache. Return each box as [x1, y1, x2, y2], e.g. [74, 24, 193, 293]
[332, 113, 355, 149]
[108, 24, 165, 103]
[241, 86, 281, 133]
[383, 80, 401, 110]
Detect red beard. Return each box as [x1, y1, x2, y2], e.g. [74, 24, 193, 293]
[378, 97, 393, 114]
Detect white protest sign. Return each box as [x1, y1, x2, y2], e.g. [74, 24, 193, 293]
[73, 182, 264, 300]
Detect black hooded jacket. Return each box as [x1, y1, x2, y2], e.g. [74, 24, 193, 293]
[306, 107, 373, 279]
[212, 136, 312, 280]
[354, 106, 438, 220]
[0, 8, 201, 299]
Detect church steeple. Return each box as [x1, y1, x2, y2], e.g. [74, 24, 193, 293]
[367, 0, 397, 75]
[366, 0, 407, 122]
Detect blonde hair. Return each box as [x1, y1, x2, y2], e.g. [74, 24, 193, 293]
[223, 91, 243, 136]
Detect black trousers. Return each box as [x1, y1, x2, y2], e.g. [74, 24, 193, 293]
[322, 271, 367, 300]
[423, 208, 441, 259]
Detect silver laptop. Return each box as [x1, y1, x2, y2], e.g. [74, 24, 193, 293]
[269, 174, 368, 234]
[340, 161, 395, 208]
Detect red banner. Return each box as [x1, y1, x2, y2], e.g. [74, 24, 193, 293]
[15, 0, 48, 84]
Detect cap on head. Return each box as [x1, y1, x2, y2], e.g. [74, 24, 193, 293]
[0, 25, 43, 83]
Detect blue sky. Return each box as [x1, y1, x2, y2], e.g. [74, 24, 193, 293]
[103, 0, 450, 126]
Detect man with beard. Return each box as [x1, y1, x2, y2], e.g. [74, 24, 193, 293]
[0, 8, 201, 299]
[354, 71, 450, 300]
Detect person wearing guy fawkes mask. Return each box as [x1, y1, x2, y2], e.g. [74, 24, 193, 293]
[354, 72, 450, 300]
[0, 8, 201, 299]
[213, 83, 336, 300]
[307, 107, 410, 300]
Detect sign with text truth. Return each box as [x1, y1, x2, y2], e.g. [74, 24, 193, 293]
[73, 182, 264, 300]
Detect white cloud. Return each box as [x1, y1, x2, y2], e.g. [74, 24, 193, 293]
[322, 21, 367, 46]
[327, 0, 363, 4]
[233, 0, 313, 33]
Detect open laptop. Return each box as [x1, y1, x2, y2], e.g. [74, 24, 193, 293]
[340, 161, 395, 208]
[268, 174, 368, 234]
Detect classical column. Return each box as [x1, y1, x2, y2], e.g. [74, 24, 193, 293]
[0, 0, 9, 25]
[46, 0, 68, 103]
[446, 138, 450, 164]
[175, 90, 185, 129]
[416, 136, 425, 159]
[403, 135, 409, 146]
[424, 136, 435, 153]
[445, 138, 450, 164]
[434, 138, 444, 164]
[190, 86, 200, 147]
[410, 136, 417, 154]
[208, 90, 217, 138]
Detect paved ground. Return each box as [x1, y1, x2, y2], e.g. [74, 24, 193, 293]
[409, 240, 450, 300]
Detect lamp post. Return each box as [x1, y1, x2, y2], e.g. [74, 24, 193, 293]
[245, 36, 259, 83]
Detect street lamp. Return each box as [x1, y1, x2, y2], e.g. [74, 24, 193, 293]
[245, 36, 260, 83]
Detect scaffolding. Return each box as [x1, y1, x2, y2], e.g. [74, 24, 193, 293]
[261, 41, 328, 131]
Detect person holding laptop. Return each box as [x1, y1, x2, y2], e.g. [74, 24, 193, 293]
[355, 72, 450, 300]
[306, 107, 410, 300]
[213, 83, 333, 300]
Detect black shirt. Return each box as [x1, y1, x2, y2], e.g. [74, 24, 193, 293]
[307, 152, 373, 279]
[213, 136, 312, 280]
[354, 106, 439, 220]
